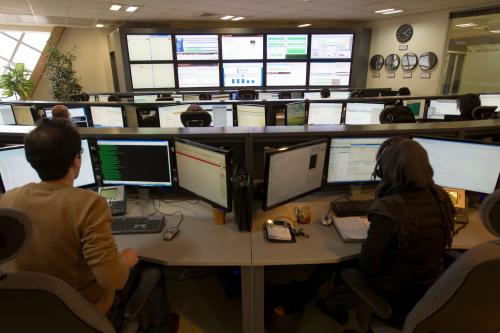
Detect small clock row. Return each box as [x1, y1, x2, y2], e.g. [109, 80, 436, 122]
[369, 52, 438, 71]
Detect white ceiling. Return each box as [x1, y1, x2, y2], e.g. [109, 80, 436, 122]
[0, 0, 499, 27]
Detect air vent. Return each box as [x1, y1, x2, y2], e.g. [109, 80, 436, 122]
[199, 13, 219, 17]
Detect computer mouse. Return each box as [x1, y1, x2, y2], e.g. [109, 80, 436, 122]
[321, 216, 333, 226]
[162, 227, 179, 241]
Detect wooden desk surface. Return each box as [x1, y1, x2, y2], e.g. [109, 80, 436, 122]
[115, 198, 251, 266]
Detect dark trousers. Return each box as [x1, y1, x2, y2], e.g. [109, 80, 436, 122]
[107, 264, 170, 332]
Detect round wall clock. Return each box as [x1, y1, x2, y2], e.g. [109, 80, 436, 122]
[401, 53, 418, 70]
[385, 54, 400, 70]
[396, 24, 413, 43]
[369, 55, 385, 70]
[419, 52, 438, 70]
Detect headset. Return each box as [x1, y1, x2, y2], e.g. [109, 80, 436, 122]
[371, 137, 401, 181]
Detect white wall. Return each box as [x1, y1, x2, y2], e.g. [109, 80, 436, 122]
[32, 28, 114, 100]
[365, 11, 450, 95]
[459, 44, 500, 93]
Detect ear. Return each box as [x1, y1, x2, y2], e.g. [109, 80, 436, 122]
[73, 154, 81, 169]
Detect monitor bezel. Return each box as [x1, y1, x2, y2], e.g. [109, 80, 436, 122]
[235, 104, 267, 127]
[325, 136, 391, 186]
[96, 138, 173, 188]
[263, 138, 330, 211]
[306, 101, 344, 125]
[412, 135, 500, 194]
[344, 102, 385, 125]
[89, 105, 127, 128]
[174, 138, 232, 212]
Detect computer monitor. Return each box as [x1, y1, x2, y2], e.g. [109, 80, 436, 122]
[222, 62, 263, 87]
[307, 103, 343, 125]
[426, 99, 459, 120]
[0, 139, 96, 192]
[158, 104, 187, 128]
[177, 64, 220, 88]
[12, 105, 34, 125]
[330, 91, 351, 99]
[90, 106, 124, 127]
[404, 99, 425, 118]
[0, 104, 16, 125]
[222, 35, 264, 60]
[309, 62, 351, 86]
[310, 34, 353, 59]
[258, 92, 279, 100]
[413, 137, 500, 194]
[327, 137, 388, 184]
[236, 104, 266, 127]
[45, 107, 89, 127]
[266, 62, 307, 86]
[97, 95, 111, 102]
[304, 92, 321, 99]
[133, 95, 159, 103]
[286, 102, 306, 125]
[174, 138, 232, 210]
[126, 34, 173, 61]
[97, 139, 172, 187]
[203, 104, 234, 127]
[479, 94, 500, 111]
[264, 139, 328, 210]
[175, 35, 219, 60]
[345, 103, 385, 124]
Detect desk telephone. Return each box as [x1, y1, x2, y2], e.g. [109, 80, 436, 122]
[444, 187, 468, 224]
[99, 186, 127, 216]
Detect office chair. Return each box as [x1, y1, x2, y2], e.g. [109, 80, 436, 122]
[279, 92, 292, 99]
[237, 89, 257, 100]
[379, 105, 416, 124]
[0, 208, 167, 333]
[180, 111, 212, 127]
[338, 189, 500, 333]
[471, 106, 498, 120]
[68, 93, 90, 102]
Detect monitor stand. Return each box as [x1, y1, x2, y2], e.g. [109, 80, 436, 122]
[349, 185, 376, 201]
[137, 188, 151, 213]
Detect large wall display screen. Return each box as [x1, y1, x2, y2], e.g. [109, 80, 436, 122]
[127, 34, 173, 61]
[130, 63, 175, 89]
[310, 34, 353, 59]
[178, 63, 220, 88]
[222, 63, 263, 87]
[175, 35, 219, 60]
[266, 62, 307, 86]
[267, 34, 308, 60]
[222, 35, 264, 60]
[309, 62, 351, 86]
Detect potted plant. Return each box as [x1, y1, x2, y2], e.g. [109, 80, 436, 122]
[45, 46, 83, 101]
[0, 63, 33, 100]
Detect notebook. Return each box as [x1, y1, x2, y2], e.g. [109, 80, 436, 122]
[333, 216, 370, 242]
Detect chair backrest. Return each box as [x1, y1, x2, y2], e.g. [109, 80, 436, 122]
[379, 105, 416, 124]
[238, 89, 257, 100]
[481, 189, 500, 237]
[403, 240, 500, 333]
[69, 93, 90, 102]
[0, 208, 115, 333]
[471, 106, 498, 120]
[180, 111, 212, 127]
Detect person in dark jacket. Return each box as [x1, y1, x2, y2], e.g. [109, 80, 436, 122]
[318, 137, 455, 326]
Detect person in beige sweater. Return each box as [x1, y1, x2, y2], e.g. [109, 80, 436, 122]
[0, 118, 138, 314]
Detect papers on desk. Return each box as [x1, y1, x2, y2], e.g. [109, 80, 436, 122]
[264, 220, 296, 243]
[333, 216, 370, 243]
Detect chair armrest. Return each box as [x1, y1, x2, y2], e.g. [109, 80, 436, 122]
[340, 269, 392, 319]
[123, 267, 162, 319]
[446, 250, 462, 260]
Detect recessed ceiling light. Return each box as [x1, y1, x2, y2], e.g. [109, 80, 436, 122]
[109, 4, 122, 11]
[375, 8, 394, 13]
[231, 17, 244, 21]
[95, 23, 104, 28]
[491, 30, 500, 33]
[382, 9, 403, 15]
[126, 6, 138, 12]
[456, 23, 478, 27]
[297, 23, 312, 27]
[220, 15, 234, 20]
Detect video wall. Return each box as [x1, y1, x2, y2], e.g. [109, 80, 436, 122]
[125, 33, 354, 90]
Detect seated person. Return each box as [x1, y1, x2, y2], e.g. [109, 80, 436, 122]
[398, 87, 411, 96]
[51, 104, 70, 120]
[379, 105, 416, 124]
[320, 88, 331, 98]
[0, 119, 171, 330]
[181, 104, 212, 127]
[319, 137, 455, 326]
[458, 93, 480, 120]
[108, 94, 121, 102]
[186, 103, 204, 112]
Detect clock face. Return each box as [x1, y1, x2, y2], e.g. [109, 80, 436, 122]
[397, 24, 413, 43]
[385, 54, 400, 70]
[419, 52, 438, 70]
[401, 53, 418, 70]
[369, 55, 384, 70]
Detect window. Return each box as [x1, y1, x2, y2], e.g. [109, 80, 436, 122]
[0, 30, 50, 100]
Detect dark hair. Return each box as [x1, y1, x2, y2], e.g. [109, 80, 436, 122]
[320, 88, 330, 98]
[186, 104, 204, 112]
[107, 94, 120, 102]
[398, 87, 411, 96]
[25, 118, 82, 181]
[458, 94, 480, 120]
[379, 105, 416, 124]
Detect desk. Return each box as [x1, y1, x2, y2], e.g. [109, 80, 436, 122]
[114, 198, 253, 333]
[249, 192, 496, 333]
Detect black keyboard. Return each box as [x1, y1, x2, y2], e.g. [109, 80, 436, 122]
[111, 216, 166, 235]
[331, 200, 375, 217]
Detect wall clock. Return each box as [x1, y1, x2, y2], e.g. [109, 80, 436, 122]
[385, 54, 400, 70]
[397, 24, 413, 43]
[369, 55, 384, 70]
[401, 53, 418, 70]
[419, 52, 438, 70]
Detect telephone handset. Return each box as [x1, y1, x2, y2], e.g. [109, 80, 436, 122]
[98, 186, 127, 216]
